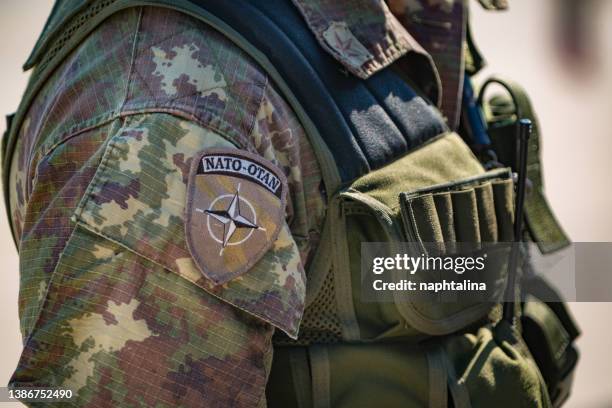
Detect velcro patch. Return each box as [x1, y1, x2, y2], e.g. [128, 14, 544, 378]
[185, 148, 288, 285]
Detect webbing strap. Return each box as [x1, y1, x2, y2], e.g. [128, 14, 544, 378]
[478, 76, 570, 253]
[309, 345, 331, 408]
[426, 345, 448, 408]
[289, 348, 314, 408]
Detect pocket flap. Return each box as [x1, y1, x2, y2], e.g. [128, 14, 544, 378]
[400, 168, 514, 246]
[395, 168, 515, 335]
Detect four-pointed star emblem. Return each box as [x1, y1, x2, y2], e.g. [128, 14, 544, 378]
[204, 188, 260, 248]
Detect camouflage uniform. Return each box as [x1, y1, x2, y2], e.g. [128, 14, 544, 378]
[5, 1, 512, 407]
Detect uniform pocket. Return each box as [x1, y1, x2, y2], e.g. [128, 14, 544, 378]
[72, 115, 305, 337]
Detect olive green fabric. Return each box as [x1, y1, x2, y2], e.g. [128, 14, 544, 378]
[407, 193, 445, 244]
[474, 183, 497, 242]
[491, 179, 516, 242]
[267, 323, 552, 408]
[523, 298, 570, 376]
[322, 133, 516, 340]
[433, 192, 457, 248]
[521, 290, 580, 406]
[401, 177, 513, 247]
[268, 342, 430, 408]
[399, 171, 515, 335]
[450, 189, 480, 243]
[266, 347, 313, 408]
[346, 133, 485, 211]
[276, 128, 552, 406]
[443, 322, 552, 408]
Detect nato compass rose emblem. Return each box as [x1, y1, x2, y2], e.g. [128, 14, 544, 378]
[186, 148, 288, 285]
[196, 184, 266, 254]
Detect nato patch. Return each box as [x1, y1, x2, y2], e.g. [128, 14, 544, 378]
[185, 148, 288, 285]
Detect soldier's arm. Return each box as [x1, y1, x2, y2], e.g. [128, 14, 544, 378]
[8, 6, 320, 406]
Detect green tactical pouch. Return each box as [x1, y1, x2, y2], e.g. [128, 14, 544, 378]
[396, 169, 515, 335]
[478, 77, 570, 254]
[270, 134, 557, 407]
[325, 133, 516, 340]
[521, 276, 580, 407]
[433, 321, 552, 408]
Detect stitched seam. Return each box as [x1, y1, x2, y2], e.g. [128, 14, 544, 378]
[20, 219, 80, 345]
[119, 107, 246, 149]
[247, 74, 269, 142]
[35, 106, 248, 173]
[39, 113, 119, 161]
[119, 6, 143, 111]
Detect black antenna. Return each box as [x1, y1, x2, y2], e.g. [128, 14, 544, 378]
[502, 119, 532, 324]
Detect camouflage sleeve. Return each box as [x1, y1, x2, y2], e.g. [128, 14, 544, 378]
[10, 113, 305, 407]
[7, 6, 319, 406]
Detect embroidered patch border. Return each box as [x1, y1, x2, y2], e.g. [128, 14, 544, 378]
[185, 148, 288, 285]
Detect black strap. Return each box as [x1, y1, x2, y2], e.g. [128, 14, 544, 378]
[187, 0, 447, 184]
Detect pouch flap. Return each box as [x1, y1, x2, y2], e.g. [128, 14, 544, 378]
[394, 168, 514, 335]
[522, 296, 571, 374]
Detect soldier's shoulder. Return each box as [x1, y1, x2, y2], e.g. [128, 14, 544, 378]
[124, 7, 269, 149]
[26, 6, 272, 155]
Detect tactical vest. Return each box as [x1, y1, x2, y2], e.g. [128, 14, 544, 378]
[4, 1, 578, 407]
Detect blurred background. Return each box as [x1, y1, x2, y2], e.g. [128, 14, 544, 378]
[0, 0, 611, 406]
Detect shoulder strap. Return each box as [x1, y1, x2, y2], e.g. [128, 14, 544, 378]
[186, 0, 447, 186]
